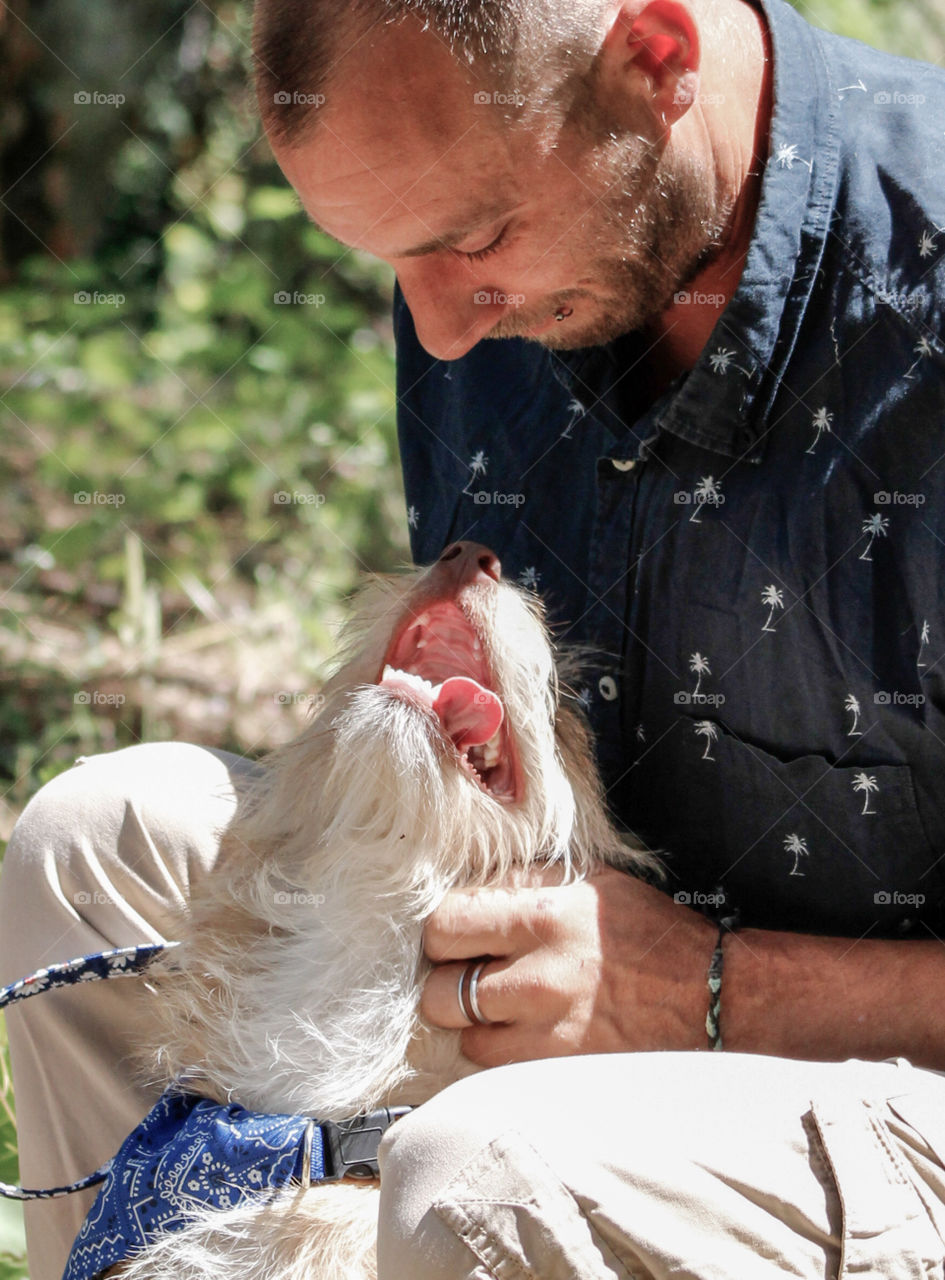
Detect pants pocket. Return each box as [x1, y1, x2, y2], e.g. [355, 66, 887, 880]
[433, 1130, 632, 1280]
[811, 1092, 945, 1278]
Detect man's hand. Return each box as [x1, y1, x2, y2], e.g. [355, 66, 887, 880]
[424, 866, 945, 1071]
[421, 866, 716, 1066]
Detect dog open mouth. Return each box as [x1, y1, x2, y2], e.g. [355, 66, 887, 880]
[378, 600, 517, 802]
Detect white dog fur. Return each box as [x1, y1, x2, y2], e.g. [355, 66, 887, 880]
[118, 543, 655, 1280]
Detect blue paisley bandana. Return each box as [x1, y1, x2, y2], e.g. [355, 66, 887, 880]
[63, 1090, 319, 1280]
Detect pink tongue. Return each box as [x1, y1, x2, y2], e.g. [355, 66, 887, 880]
[433, 677, 504, 750]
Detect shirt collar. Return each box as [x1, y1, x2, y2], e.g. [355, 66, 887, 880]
[554, 0, 842, 461]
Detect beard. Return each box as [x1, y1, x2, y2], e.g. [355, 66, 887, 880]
[488, 136, 730, 351]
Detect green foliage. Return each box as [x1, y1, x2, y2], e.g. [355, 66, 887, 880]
[0, 1013, 25, 1280]
[0, 0, 941, 1276]
[788, 0, 944, 57]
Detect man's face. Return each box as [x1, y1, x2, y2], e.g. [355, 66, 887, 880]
[273, 17, 723, 361]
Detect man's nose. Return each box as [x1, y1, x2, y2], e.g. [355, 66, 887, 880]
[396, 265, 501, 361]
[434, 542, 502, 588]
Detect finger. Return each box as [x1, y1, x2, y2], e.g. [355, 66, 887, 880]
[423, 883, 565, 963]
[460, 1021, 564, 1070]
[420, 959, 512, 1029]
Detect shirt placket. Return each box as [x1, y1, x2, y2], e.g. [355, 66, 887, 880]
[586, 453, 647, 788]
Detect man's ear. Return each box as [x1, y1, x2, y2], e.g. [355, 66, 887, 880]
[601, 0, 701, 137]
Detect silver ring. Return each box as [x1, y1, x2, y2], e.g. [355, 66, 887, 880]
[457, 959, 492, 1026]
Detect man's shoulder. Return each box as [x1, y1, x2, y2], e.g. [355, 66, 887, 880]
[807, 24, 945, 343]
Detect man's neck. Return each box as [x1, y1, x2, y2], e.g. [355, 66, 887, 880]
[645, 1, 774, 387]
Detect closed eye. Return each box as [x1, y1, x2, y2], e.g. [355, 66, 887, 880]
[459, 224, 509, 263]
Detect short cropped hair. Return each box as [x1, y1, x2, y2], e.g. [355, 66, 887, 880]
[253, 0, 607, 147]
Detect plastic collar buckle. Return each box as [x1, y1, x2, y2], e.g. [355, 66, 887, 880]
[322, 1106, 413, 1181]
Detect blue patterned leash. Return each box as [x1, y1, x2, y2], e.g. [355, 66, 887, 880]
[0, 942, 174, 1200]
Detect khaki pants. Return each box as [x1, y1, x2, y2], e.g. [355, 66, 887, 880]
[2, 746, 945, 1280]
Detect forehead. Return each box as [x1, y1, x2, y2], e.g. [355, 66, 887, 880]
[272, 17, 521, 256]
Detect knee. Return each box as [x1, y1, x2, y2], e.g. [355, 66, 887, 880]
[0, 744, 248, 966]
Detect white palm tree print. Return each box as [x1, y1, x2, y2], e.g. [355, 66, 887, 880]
[852, 772, 879, 815]
[806, 406, 834, 454]
[859, 513, 890, 562]
[845, 693, 862, 737]
[709, 348, 735, 373]
[784, 833, 809, 876]
[690, 476, 722, 524]
[517, 566, 539, 591]
[462, 450, 489, 494]
[407, 505, 419, 530]
[905, 336, 934, 380]
[561, 398, 585, 439]
[694, 720, 719, 761]
[918, 230, 937, 259]
[776, 143, 813, 172]
[919, 619, 930, 668]
[761, 584, 785, 633]
[689, 652, 711, 695]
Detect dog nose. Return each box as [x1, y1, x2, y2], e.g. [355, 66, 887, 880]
[437, 542, 502, 586]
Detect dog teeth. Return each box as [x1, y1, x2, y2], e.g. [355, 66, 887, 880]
[468, 727, 502, 769]
[381, 666, 437, 698]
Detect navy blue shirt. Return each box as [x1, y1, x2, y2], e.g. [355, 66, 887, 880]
[395, 0, 945, 936]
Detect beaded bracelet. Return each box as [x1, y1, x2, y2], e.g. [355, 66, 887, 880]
[705, 909, 740, 1051]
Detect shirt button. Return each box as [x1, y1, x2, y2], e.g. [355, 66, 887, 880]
[611, 458, 636, 472]
[598, 676, 618, 701]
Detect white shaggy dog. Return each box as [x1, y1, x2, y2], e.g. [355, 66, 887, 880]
[118, 541, 654, 1280]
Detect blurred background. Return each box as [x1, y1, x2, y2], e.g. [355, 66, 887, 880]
[0, 0, 943, 1274]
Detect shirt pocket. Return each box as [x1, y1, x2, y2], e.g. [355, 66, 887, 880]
[663, 720, 939, 934]
[811, 1091, 945, 1279]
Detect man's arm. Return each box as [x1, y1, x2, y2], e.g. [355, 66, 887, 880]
[421, 868, 945, 1070]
